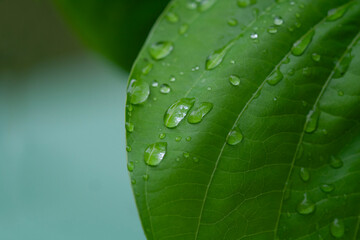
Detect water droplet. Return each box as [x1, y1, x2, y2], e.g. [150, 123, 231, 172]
[149, 41, 174, 60]
[125, 121, 134, 133]
[183, 152, 190, 158]
[207, 87, 212, 91]
[237, 0, 256, 8]
[305, 109, 320, 133]
[193, 157, 199, 163]
[186, 136, 192, 141]
[226, 127, 243, 145]
[312, 53, 321, 62]
[192, 65, 200, 71]
[160, 84, 171, 94]
[175, 136, 182, 142]
[206, 41, 235, 70]
[127, 161, 134, 172]
[282, 57, 290, 64]
[131, 179, 136, 184]
[164, 98, 195, 128]
[159, 133, 166, 139]
[143, 174, 149, 181]
[303, 67, 311, 76]
[250, 33, 258, 39]
[188, 102, 213, 124]
[165, 12, 179, 23]
[330, 156, 343, 169]
[126, 104, 134, 112]
[266, 68, 283, 85]
[186, 1, 198, 10]
[179, 23, 189, 35]
[126, 145, 132, 152]
[127, 79, 150, 104]
[296, 193, 316, 215]
[299, 167, 310, 182]
[327, 5, 348, 21]
[295, 21, 302, 28]
[267, 26, 278, 34]
[227, 18, 238, 26]
[320, 184, 334, 193]
[229, 75, 241, 86]
[330, 218, 344, 238]
[274, 16, 284, 25]
[287, 68, 295, 76]
[169, 76, 176, 82]
[230, 60, 236, 64]
[144, 142, 167, 166]
[142, 63, 153, 75]
[338, 90, 344, 96]
[288, 26, 294, 32]
[292, 30, 315, 56]
[151, 80, 159, 87]
[334, 52, 352, 78]
[197, 0, 216, 12]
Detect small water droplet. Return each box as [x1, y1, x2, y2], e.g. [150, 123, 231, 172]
[165, 12, 179, 23]
[299, 167, 310, 182]
[186, 136, 192, 141]
[295, 21, 302, 28]
[227, 18, 238, 26]
[151, 80, 159, 87]
[169, 76, 176, 82]
[338, 90, 344, 96]
[164, 98, 195, 128]
[305, 109, 320, 133]
[237, 0, 256, 8]
[126, 145, 132, 152]
[125, 121, 134, 133]
[327, 5, 348, 21]
[131, 179, 136, 184]
[282, 57, 290, 64]
[142, 63, 153, 75]
[192, 65, 200, 71]
[292, 30, 315, 56]
[320, 183, 335, 193]
[186, 1, 198, 10]
[160, 84, 171, 94]
[193, 157, 199, 163]
[250, 33, 258, 39]
[179, 23, 189, 35]
[127, 161, 134, 172]
[287, 68, 295, 76]
[207, 86, 212, 91]
[175, 136, 182, 142]
[330, 156, 343, 169]
[267, 26, 278, 34]
[334, 52, 352, 78]
[127, 79, 150, 104]
[159, 133, 166, 139]
[312, 53, 321, 62]
[274, 16, 284, 26]
[183, 152, 190, 158]
[230, 60, 236, 64]
[197, 0, 216, 12]
[267, 68, 283, 85]
[227, 127, 243, 145]
[149, 41, 174, 60]
[229, 75, 241, 86]
[330, 218, 344, 238]
[188, 102, 213, 124]
[302, 67, 311, 76]
[296, 193, 316, 215]
[144, 142, 167, 166]
[206, 41, 235, 70]
[143, 174, 149, 181]
[288, 26, 294, 32]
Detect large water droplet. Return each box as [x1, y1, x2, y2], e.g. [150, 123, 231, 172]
[206, 41, 235, 70]
[127, 161, 134, 172]
[320, 183, 335, 193]
[296, 193, 316, 215]
[330, 218, 345, 238]
[237, 0, 256, 8]
[292, 30, 315, 56]
[165, 12, 179, 23]
[330, 156, 343, 169]
[274, 16, 284, 25]
[164, 98, 195, 128]
[127, 79, 150, 104]
[149, 41, 174, 60]
[226, 127, 243, 145]
[305, 109, 320, 133]
[327, 5, 348, 21]
[160, 84, 171, 94]
[299, 167, 310, 182]
[229, 75, 241, 86]
[144, 142, 167, 166]
[188, 102, 213, 124]
[197, 0, 216, 12]
[266, 68, 283, 85]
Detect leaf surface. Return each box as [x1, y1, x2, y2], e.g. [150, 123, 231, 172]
[126, 0, 360, 239]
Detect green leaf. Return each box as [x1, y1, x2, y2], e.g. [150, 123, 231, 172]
[52, 0, 170, 70]
[126, 0, 360, 239]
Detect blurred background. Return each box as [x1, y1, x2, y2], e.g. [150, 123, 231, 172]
[0, 0, 168, 239]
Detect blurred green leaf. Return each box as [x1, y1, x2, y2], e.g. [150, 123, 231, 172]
[53, 0, 169, 71]
[126, 0, 360, 239]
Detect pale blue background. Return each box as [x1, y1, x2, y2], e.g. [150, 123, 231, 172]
[0, 54, 145, 239]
